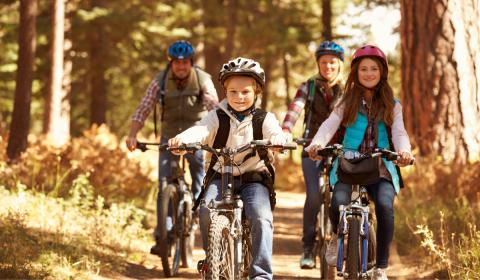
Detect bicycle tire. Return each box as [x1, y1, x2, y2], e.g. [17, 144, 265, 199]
[158, 184, 181, 277]
[180, 190, 195, 268]
[318, 179, 332, 277]
[205, 214, 234, 280]
[345, 216, 361, 280]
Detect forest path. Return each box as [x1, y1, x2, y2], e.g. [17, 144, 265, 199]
[101, 191, 431, 280]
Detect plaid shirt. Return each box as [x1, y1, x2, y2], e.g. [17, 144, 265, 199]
[359, 99, 391, 180]
[358, 99, 376, 153]
[281, 83, 308, 131]
[131, 74, 218, 125]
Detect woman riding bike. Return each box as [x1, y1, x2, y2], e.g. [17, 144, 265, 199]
[282, 41, 345, 269]
[306, 45, 414, 280]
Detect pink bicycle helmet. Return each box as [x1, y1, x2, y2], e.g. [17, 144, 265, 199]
[351, 45, 388, 69]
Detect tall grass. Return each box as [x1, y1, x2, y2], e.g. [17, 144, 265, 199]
[395, 157, 480, 279]
[0, 179, 151, 279]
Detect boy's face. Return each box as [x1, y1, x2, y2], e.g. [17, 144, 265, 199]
[225, 76, 256, 112]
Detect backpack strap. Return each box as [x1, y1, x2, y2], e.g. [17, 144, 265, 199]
[153, 64, 171, 137]
[303, 79, 316, 138]
[193, 65, 204, 103]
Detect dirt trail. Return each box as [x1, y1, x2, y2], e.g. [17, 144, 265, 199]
[101, 191, 431, 280]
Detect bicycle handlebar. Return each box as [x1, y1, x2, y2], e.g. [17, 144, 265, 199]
[316, 144, 415, 165]
[293, 138, 311, 146]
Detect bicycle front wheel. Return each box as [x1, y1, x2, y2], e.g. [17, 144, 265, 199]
[205, 214, 234, 280]
[181, 190, 195, 268]
[158, 184, 181, 277]
[345, 216, 361, 280]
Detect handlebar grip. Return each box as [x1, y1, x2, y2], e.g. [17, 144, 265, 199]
[282, 143, 298, 150]
[251, 140, 270, 146]
[136, 142, 147, 152]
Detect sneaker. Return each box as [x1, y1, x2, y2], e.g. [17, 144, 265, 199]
[372, 267, 388, 280]
[325, 234, 338, 266]
[300, 248, 315, 269]
[150, 242, 162, 256]
[197, 259, 207, 274]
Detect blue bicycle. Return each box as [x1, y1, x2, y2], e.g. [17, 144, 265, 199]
[316, 145, 413, 279]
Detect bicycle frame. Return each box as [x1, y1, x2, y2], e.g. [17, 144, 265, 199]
[199, 140, 296, 280]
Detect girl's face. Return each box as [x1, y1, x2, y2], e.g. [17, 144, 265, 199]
[317, 54, 340, 81]
[357, 58, 381, 89]
[225, 76, 256, 111]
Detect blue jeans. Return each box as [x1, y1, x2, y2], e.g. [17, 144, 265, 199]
[329, 179, 395, 268]
[154, 137, 205, 240]
[199, 179, 273, 280]
[301, 157, 324, 250]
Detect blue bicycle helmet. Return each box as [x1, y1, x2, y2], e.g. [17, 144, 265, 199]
[315, 41, 345, 61]
[167, 40, 195, 60]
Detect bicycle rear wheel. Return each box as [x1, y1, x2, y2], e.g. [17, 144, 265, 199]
[205, 214, 234, 280]
[345, 216, 361, 280]
[158, 184, 181, 277]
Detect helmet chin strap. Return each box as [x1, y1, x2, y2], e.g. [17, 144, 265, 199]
[227, 98, 257, 121]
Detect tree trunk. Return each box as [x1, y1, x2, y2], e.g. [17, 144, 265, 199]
[224, 0, 237, 61]
[45, 0, 70, 146]
[7, 0, 37, 161]
[400, 0, 480, 163]
[88, 0, 107, 126]
[201, 0, 224, 99]
[322, 0, 332, 40]
[261, 58, 272, 110]
[283, 53, 291, 107]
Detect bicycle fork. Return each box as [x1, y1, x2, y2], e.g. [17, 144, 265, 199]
[232, 199, 244, 280]
[336, 203, 370, 278]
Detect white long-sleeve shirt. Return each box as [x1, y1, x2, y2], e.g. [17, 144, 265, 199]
[175, 99, 285, 175]
[306, 102, 412, 153]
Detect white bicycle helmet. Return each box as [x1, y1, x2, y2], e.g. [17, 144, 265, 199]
[219, 57, 265, 88]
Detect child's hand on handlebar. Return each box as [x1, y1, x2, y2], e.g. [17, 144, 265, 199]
[394, 151, 414, 167]
[168, 137, 187, 155]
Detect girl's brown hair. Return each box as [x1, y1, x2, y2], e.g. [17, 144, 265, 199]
[339, 56, 395, 126]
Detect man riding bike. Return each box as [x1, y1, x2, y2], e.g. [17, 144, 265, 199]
[125, 40, 218, 255]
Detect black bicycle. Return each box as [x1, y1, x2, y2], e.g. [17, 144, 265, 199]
[192, 140, 296, 280]
[317, 145, 414, 279]
[295, 138, 337, 279]
[136, 142, 197, 277]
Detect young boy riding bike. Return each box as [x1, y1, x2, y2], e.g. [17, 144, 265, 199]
[168, 57, 290, 280]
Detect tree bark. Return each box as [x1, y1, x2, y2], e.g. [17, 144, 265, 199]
[322, 0, 332, 40]
[201, 0, 224, 99]
[7, 0, 37, 161]
[400, 0, 480, 163]
[45, 0, 70, 146]
[88, 0, 107, 126]
[261, 58, 272, 110]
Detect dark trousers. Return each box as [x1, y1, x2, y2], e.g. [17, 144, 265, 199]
[330, 179, 395, 268]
